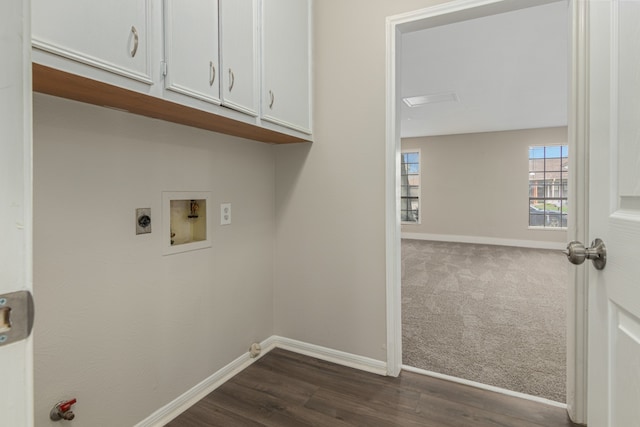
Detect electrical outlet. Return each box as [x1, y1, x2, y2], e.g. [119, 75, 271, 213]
[220, 203, 231, 225]
[136, 208, 152, 234]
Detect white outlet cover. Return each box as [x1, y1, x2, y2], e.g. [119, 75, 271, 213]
[220, 203, 231, 225]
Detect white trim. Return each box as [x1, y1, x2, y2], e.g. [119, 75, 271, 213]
[134, 336, 387, 426]
[270, 336, 388, 376]
[164, 83, 222, 107]
[385, 11, 403, 377]
[565, 0, 588, 423]
[385, 0, 586, 423]
[402, 365, 567, 409]
[260, 114, 313, 135]
[32, 41, 154, 85]
[527, 226, 569, 232]
[222, 99, 259, 118]
[134, 336, 278, 427]
[401, 232, 567, 250]
[400, 148, 421, 225]
[387, 0, 561, 30]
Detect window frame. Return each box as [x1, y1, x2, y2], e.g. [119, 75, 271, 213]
[528, 144, 568, 230]
[401, 149, 421, 225]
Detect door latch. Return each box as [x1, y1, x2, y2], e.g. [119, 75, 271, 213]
[0, 290, 34, 347]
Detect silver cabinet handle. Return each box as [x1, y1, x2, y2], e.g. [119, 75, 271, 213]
[229, 69, 235, 92]
[209, 61, 216, 86]
[130, 26, 139, 57]
[269, 90, 275, 109]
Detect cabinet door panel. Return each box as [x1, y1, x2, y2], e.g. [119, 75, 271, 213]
[164, 0, 220, 104]
[262, 0, 311, 134]
[220, 0, 258, 116]
[32, 0, 152, 83]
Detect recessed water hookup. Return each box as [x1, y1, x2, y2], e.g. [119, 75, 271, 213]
[50, 398, 76, 421]
[162, 191, 212, 255]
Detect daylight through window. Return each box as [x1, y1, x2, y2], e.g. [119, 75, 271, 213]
[401, 151, 420, 223]
[529, 145, 568, 228]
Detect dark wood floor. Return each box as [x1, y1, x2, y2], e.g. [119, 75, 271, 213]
[166, 348, 580, 427]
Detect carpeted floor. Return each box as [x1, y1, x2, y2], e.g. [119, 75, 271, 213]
[402, 239, 567, 402]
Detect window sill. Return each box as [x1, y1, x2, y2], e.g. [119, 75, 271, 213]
[528, 226, 568, 231]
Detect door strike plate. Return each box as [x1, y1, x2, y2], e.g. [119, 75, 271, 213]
[0, 290, 34, 347]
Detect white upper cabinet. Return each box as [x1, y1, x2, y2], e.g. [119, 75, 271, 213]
[220, 0, 259, 116]
[262, 0, 312, 134]
[164, 0, 221, 105]
[31, 0, 312, 143]
[32, 0, 153, 84]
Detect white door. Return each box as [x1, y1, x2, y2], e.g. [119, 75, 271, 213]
[587, 0, 640, 425]
[164, 0, 221, 105]
[220, 0, 259, 116]
[0, 0, 34, 426]
[261, 0, 312, 134]
[32, 0, 151, 83]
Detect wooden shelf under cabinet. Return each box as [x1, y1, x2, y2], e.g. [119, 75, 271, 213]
[32, 63, 309, 144]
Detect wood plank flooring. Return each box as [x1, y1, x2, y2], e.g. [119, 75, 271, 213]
[165, 349, 581, 427]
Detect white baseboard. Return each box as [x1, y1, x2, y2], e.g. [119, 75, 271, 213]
[401, 232, 566, 251]
[269, 336, 388, 376]
[402, 364, 567, 409]
[135, 336, 386, 426]
[134, 336, 277, 427]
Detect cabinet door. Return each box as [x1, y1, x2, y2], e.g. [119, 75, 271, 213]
[220, 0, 258, 116]
[164, 0, 220, 105]
[32, 0, 152, 84]
[262, 0, 312, 134]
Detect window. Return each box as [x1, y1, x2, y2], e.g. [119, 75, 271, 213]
[401, 151, 420, 223]
[529, 145, 568, 228]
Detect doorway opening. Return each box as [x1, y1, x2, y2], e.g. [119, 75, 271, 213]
[385, 0, 587, 423]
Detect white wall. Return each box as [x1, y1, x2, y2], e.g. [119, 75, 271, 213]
[33, 1, 563, 424]
[274, 0, 442, 361]
[402, 127, 568, 246]
[33, 94, 275, 426]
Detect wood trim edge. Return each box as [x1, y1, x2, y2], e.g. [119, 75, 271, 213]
[32, 63, 308, 144]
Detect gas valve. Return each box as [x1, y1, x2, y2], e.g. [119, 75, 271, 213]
[50, 398, 76, 421]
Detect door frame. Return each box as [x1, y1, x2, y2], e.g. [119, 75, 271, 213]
[0, 0, 34, 424]
[384, 0, 589, 423]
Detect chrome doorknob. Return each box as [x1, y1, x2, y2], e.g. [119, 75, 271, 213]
[563, 238, 607, 270]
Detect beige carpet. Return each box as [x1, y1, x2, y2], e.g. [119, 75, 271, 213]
[402, 239, 567, 402]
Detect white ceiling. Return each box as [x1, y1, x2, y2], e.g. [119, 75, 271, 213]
[400, 1, 568, 138]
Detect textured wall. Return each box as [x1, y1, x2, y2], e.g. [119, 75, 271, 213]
[33, 94, 275, 426]
[402, 127, 568, 244]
